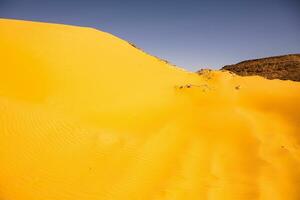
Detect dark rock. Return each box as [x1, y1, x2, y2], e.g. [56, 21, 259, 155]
[221, 54, 300, 82]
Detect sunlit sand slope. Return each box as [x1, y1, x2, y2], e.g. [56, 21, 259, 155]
[1, 19, 300, 200]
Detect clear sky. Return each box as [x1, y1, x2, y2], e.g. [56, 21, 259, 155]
[0, 0, 299, 71]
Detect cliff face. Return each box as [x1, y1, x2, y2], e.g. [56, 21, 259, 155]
[222, 54, 300, 81]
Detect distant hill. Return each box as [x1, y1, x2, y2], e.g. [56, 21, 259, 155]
[222, 54, 300, 81]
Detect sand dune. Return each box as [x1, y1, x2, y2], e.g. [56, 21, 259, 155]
[1, 19, 300, 200]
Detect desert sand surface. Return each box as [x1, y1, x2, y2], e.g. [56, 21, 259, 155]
[1, 19, 300, 200]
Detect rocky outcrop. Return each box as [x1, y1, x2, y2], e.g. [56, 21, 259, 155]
[222, 54, 300, 81]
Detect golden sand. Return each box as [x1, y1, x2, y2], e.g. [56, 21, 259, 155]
[1, 19, 300, 200]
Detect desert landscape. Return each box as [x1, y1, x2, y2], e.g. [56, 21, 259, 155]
[0, 19, 300, 200]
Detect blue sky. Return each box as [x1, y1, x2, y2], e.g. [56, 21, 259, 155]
[0, 0, 299, 71]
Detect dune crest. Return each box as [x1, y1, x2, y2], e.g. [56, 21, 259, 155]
[1, 19, 300, 200]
